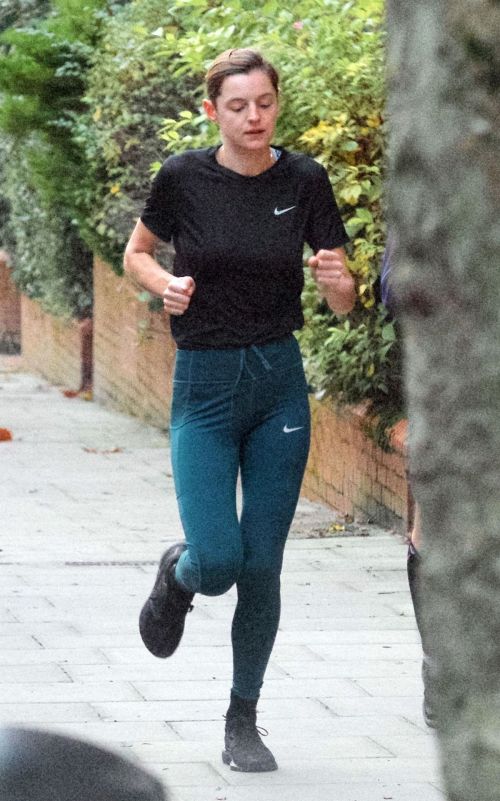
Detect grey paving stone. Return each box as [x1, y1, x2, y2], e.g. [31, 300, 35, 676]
[270, 659, 420, 680]
[64, 661, 285, 683]
[0, 681, 142, 703]
[0, 702, 100, 723]
[133, 676, 367, 702]
[91, 697, 333, 723]
[0, 664, 71, 683]
[170, 781, 445, 801]
[36, 720, 182, 744]
[373, 734, 440, 759]
[0, 648, 108, 666]
[321, 695, 425, 718]
[352, 676, 424, 697]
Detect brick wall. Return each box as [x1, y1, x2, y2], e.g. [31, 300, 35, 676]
[0, 251, 21, 354]
[21, 296, 82, 389]
[303, 398, 411, 531]
[93, 257, 176, 428]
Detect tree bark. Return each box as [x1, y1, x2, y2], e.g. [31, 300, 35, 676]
[386, 2, 500, 799]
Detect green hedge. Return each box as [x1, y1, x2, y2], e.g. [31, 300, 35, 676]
[0, 0, 106, 317]
[0, 135, 92, 318]
[72, 0, 199, 270]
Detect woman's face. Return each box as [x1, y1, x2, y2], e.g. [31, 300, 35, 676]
[204, 68, 279, 153]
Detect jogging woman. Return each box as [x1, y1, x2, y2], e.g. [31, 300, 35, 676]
[124, 48, 355, 773]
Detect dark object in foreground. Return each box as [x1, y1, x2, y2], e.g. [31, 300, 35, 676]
[0, 726, 167, 801]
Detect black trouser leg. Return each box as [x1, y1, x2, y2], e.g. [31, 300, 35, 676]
[407, 542, 437, 727]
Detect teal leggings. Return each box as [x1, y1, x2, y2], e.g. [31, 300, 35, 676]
[170, 335, 311, 699]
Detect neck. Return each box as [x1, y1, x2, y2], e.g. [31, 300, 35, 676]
[217, 144, 275, 176]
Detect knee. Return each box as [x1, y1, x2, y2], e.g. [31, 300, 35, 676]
[199, 550, 243, 596]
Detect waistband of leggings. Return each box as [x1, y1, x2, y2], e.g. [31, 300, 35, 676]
[173, 335, 302, 383]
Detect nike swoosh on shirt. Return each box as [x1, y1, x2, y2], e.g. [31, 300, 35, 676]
[283, 425, 304, 433]
[274, 205, 296, 216]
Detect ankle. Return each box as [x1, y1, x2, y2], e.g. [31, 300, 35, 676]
[226, 691, 258, 720]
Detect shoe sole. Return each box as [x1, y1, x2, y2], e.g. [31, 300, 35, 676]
[221, 749, 278, 772]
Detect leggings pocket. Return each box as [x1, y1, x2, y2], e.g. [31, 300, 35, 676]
[170, 379, 235, 430]
[170, 380, 191, 430]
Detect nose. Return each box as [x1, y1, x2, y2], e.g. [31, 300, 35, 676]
[247, 102, 261, 122]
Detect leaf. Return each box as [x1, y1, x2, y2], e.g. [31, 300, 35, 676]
[341, 140, 360, 152]
[137, 291, 152, 303]
[356, 208, 374, 224]
[0, 428, 13, 442]
[381, 323, 396, 342]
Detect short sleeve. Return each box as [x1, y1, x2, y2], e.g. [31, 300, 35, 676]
[304, 165, 349, 253]
[140, 159, 178, 243]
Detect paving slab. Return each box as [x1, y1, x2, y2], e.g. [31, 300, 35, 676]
[0, 359, 444, 800]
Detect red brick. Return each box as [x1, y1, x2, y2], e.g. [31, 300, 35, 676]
[92, 258, 176, 427]
[0, 252, 21, 352]
[21, 296, 81, 389]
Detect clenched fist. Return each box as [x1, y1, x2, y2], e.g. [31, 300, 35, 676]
[163, 276, 196, 316]
[308, 249, 347, 287]
[308, 248, 355, 314]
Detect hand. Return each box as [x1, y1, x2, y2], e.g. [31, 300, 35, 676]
[163, 276, 196, 316]
[308, 249, 347, 289]
[308, 248, 355, 314]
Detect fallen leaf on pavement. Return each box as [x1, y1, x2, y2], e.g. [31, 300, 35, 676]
[0, 428, 13, 441]
[83, 447, 123, 454]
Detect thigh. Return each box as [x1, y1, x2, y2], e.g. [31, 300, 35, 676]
[170, 380, 242, 566]
[239, 365, 311, 562]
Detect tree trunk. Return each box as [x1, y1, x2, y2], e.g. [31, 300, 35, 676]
[386, 2, 500, 799]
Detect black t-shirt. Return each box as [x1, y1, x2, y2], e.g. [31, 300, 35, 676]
[140, 146, 348, 350]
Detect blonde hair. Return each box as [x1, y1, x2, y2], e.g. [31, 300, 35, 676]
[206, 48, 279, 105]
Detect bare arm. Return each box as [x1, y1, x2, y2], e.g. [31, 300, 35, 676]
[123, 220, 172, 296]
[124, 220, 195, 315]
[308, 247, 356, 315]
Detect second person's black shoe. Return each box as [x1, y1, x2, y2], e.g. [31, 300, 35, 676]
[139, 542, 194, 658]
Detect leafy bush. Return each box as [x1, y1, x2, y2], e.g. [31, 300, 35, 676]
[72, 0, 199, 270]
[0, 0, 50, 33]
[1, 137, 92, 318]
[0, 1, 106, 316]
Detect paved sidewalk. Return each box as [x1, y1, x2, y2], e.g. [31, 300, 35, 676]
[0, 360, 443, 801]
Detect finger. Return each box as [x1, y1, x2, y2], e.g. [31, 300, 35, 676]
[164, 303, 188, 316]
[164, 284, 191, 300]
[163, 295, 190, 312]
[315, 249, 335, 261]
[178, 276, 196, 295]
[316, 272, 342, 284]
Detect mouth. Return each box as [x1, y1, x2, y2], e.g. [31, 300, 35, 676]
[244, 129, 266, 135]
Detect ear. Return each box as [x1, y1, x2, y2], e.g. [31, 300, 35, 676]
[203, 98, 218, 122]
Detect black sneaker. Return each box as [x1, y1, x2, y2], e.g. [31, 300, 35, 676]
[139, 542, 194, 658]
[222, 699, 277, 772]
